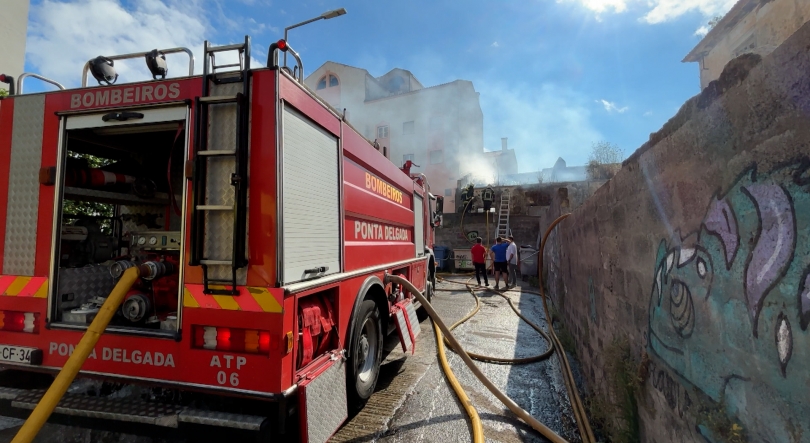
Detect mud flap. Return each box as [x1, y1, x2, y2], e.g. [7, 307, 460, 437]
[393, 299, 421, 354]
[298, 353, 347, 443]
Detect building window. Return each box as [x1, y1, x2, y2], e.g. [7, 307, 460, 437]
[377, 125, 389, 139]
[429, 150, 443, 164]
[316, 73, 339, 90]
[444, 188, 452, 196]
[403, 121, 414, 134]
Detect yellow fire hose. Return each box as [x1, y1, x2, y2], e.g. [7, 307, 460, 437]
[436, 277, 555, 364]
[388, 274, 569, 443]
[420, 213, 595, 443]
[434, 326, 485, 442]
[12, 266, 142, 443]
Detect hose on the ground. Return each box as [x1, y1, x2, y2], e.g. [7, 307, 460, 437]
[437, 276, 554, 364]
[537, 214, 596, 443]
[428, 212, 595, 442]
[434, 324, 485, 442]
[386, 274, 569, 443]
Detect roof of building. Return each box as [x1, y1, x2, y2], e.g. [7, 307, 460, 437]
[683, 0, 760, 62]
[307, 61, 475, 103]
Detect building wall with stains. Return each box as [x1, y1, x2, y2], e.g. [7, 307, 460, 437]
[548, 22, 810, 443]
[697, 0, 810, 90]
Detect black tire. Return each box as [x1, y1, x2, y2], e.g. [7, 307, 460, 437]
[347, 300, 383, 410]
[417, 273, 435, 322]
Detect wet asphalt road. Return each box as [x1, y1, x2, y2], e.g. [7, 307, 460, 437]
[0, 278, 583, 443]
[330, 278, 582, 443]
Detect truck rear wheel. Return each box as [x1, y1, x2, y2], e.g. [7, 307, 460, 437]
[348, 300, 383, 410]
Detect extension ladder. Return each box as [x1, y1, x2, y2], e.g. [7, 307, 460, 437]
[495, 188, 512, 239]
[189, 36, 251, 295]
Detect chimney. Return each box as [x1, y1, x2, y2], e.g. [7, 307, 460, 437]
[501, 137, 507, 151]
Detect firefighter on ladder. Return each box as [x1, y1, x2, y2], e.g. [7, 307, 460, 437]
[482, 185, 494, 213]
[459, 186, 469, 212]
[465, 183, 475, 213]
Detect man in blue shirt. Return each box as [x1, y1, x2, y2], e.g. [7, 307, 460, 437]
[490, 237, 509, 290]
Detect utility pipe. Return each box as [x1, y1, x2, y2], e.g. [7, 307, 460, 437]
[12, 266, 142, 443]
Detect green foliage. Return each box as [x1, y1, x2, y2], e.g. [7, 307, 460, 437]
[0, 88, 8, 98]
[586, 337, 641, 443]
[696, 402, 746, 443]
[64, 152, 116, 234]
[586, 141, 624, 180]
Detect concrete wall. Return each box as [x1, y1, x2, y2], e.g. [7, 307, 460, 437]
[700, 0, 810, 89]
[0, 0, 29, 92]
[548, 23, 810, 443]
[435, 213, 540, 252]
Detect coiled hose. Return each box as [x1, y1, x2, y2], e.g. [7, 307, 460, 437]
[392, 213, 594, 443]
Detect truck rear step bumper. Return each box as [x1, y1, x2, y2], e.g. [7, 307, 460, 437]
[0, 386, 267, 432]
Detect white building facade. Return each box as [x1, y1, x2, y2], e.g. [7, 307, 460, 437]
[0, 0, 30, 93]
[305, 62, 485, 212]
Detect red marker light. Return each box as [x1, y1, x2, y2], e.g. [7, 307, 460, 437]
[0, 74, 6, 82]
[277, 39, 287, 51]
[192, 325, 274, 354]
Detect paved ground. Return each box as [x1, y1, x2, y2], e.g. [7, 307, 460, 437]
[0, 278, 585, 443]
[330, 278, 583, 443]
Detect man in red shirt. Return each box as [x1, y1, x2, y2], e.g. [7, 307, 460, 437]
[471, 237, 488, 287]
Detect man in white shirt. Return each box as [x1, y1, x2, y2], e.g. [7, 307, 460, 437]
[506, 236, 519, 288]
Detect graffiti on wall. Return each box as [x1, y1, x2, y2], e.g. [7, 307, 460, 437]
[648, 359, 693, 419]
[648, 159, 810, 442]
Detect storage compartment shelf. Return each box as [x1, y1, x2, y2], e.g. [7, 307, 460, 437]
[63, 187, 171, 206]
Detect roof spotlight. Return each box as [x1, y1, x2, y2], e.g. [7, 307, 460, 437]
[89, 56, 118, 85]
[145, 49, 168, 80]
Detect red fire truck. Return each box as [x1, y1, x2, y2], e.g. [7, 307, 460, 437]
[0, 37, 442, 442]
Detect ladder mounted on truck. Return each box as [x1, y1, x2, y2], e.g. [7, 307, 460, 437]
[189, 36, 251, 295]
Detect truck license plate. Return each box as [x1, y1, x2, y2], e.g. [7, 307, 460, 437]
[0, 345, 42, 365]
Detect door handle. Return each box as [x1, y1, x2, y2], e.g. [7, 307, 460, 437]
[101, 111, 144, 122]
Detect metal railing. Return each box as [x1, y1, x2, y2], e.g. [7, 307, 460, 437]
[16, 73, 66, 94]
[266, 40, 304, 84]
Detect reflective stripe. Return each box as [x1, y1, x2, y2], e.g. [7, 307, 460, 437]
[183, 285, 283, 313]
[5, 276, 31, 296]
[0, 276, 48, 297]
[183, 288, 200, 308]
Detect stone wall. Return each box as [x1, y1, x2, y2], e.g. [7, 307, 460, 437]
[435, 213, 540, 251]
[546, 23, 810, 443]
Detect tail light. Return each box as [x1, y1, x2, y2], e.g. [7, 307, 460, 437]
[0, 310, 39, 333]
[192, 326, 272, 354]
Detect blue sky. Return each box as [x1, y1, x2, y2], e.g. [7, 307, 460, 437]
[24, 0, 736, 172]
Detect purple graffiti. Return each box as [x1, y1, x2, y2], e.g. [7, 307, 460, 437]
[743, 184, 796, 334]
[703, 197, 739, 268]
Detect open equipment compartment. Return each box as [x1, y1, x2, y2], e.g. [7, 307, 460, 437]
[49, 106, 188, 335]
